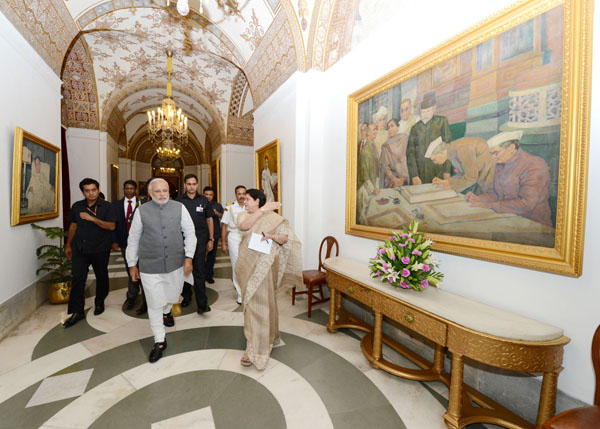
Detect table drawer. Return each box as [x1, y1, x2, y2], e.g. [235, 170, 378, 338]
[331, 276, 372, 306]
[382, 300, 447, 345]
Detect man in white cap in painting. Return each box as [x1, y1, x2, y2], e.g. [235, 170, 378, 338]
[466, 130, 553, 226]
[425, 136, 494, 194]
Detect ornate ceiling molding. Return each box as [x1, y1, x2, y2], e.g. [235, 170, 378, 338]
[106, 105, 126, 143]
[61, 37, 100, 130]
[77, 2, 245, 67]
[244, 10, 298, 108]
[306, 0, 335, 71]
[278, 0, 307, 72]
[0, 0, 78, 75]
[323, 0, 360, 70]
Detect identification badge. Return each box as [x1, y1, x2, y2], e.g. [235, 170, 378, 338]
[196, 206, 204, 212]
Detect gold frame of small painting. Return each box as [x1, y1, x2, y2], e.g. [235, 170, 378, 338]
[209, 157, 220, 202]
[346, 0, 592, 276]
[11, 127, 61, 226]
[255, 139, 281, 214]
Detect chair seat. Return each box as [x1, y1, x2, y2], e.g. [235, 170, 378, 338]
[302, 270, 326, 285]
[543, 405, 600, 428]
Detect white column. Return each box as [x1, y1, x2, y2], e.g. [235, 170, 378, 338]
[66, 128, 108, 200]
[219, 144, 254, 205]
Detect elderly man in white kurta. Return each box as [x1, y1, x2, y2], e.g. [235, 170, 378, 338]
[127, 178, 196, 363]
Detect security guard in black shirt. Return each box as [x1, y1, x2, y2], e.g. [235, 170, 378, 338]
[64, 178, 116, 328]
[178, 174, 215, 313]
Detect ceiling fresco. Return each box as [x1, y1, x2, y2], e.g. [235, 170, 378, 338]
[1, 0, 371, 163]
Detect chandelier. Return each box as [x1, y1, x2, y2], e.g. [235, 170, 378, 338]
[147, 51, 188, 162]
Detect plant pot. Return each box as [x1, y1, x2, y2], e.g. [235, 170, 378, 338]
[47, 281, 71, 304]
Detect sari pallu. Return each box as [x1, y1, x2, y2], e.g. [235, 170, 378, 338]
[235, 212, 302, 370]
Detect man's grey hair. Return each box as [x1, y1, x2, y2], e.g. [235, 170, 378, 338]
[148, 177, 168, 193]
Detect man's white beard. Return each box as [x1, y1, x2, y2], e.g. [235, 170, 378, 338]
[154, 196, 169, 205]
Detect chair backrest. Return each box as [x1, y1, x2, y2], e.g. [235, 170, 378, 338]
[593, 324, 600, 405]
[318, 236, 339, 272]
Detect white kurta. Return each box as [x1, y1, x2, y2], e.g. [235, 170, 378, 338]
[126, 203, 196, 309]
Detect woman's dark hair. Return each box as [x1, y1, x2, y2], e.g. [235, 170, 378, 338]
[245, 188, 266, 208]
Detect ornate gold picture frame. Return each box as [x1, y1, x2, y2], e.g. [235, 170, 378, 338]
[11, 127, 60, 226]
[210, 157, 220, 202]
[346, 0, 592, 276]
[255, 139, 281, 214]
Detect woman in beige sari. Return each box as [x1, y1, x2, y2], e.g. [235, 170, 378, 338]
[235, 189, 302, 370]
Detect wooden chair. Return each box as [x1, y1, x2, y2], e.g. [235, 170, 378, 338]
[292, 236, 339, 318]
[543, 324, 600, 428]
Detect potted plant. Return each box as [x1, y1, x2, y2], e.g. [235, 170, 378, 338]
[32, 223, 72, 304]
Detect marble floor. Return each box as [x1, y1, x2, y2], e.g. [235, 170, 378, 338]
[0, 252, 488, 428]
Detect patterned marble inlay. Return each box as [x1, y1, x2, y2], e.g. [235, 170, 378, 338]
[26, 368, 94, 408]
[61, 38, 100, 130]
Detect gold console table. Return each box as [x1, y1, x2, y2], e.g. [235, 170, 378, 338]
[324, 257, 570, 429]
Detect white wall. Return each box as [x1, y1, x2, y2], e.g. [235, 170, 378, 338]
[217, 144, 254, 205]
[254, 0, 600, 404]
[66, 128, 109, 201]
[254, 74, 301, 236]
[0, 13, 62, 304]
[134, 161, 152, 183]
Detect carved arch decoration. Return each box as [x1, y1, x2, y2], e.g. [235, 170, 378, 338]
[60, 37, 100, 130]
[323, 0, 361, 70]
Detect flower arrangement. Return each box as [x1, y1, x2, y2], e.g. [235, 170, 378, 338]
[368, 220, 443, 291]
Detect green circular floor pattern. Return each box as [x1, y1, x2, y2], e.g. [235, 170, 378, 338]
[90, 370, 286, 429]
[121, 287, 220, 318]
[7, 327, 405, 429]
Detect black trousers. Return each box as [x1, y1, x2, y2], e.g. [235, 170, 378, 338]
[182, 236, 208, 309]
[68, 249, 111, 314]
[120, 247, 141, 300]
[205, 236, 220, 280]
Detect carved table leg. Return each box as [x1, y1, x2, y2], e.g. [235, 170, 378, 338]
[372, 311, 383, 364]
[326, 286, 337, 333]
[433, 344, 445, 375]
[536, 367, 562, 428]
[444, 353, 464, 429]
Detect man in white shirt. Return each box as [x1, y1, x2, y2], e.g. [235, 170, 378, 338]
[112, 180, 140, 309]
[127, 178, 196, 363]
[221, 185, 246, 305]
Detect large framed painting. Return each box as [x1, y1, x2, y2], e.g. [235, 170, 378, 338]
[346, 0, 592, 276]
[255, 139, 281, 213]
[210, 157, 220, 203]
[11, 127, 60, 226]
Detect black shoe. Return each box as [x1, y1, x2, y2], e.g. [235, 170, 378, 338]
[136, 304, 147, 315]
[124, 298, 135, 310]
[206, 278, 215, 284]
[93, 304, 105, 316]
[197, 305, 211, 314]
[163, 312, 174, 327]
[149, 340, 167, 363]
[181, 297, 191, 308]
[63, 312, 85, 328]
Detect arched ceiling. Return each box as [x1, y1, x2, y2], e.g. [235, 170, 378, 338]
[1, 0, 377, 161]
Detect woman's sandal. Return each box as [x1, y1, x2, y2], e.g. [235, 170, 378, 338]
[240, 355, 252, 367]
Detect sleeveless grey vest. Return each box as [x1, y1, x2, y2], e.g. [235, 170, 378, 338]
[138, 200, 185, 274]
